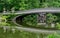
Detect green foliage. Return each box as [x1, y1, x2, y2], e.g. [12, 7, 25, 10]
[0, 0, 60, 12]
[23, 14, 38, 26]
[0, 14, 17, 26]
[46, 13, 57, 24]
[46, 32, 60, 38]
[0, 15, 10, 26]
[0, 22, 10, 26]
[56, 23, 60, 29]
[42, 2, 49, 8]
[0, 14, 14, 20]
[6, 14, 17, 20]
[0, 0, 40, 11]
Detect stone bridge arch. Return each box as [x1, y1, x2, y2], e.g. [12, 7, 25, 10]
[1, 8, 60, 26]
[11, 8, 60, 26]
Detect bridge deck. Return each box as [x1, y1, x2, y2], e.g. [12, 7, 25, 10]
[1, 8, 60, 15]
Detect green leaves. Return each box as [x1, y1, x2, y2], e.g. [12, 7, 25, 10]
[46, 13, 57, 24]
[0, 0, 60, 12]
[56, 23, 60, 29]
[0, 22, 10, 26]
[46, 32, 60, 38]
[23, 14, 38, 26]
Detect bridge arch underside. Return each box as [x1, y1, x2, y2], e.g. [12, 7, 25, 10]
[15, 13, 46, 23]
[15, 12, 60, 26]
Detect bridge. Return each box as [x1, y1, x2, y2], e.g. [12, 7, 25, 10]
[11, 8, 60, 25]
[1, 8, 60, 34]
